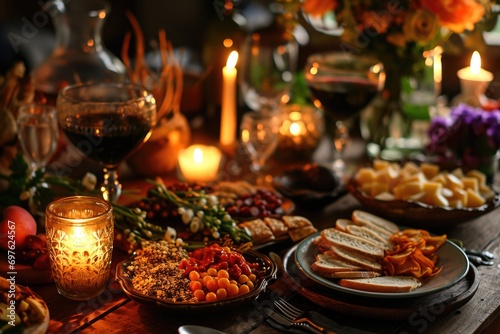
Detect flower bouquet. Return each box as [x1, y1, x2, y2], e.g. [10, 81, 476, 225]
[426, 104, 500, 182]
[285, 0, 497, 148]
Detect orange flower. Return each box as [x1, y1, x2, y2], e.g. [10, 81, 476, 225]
[302, 0, 337, 17]
[420, 0, 485, 33]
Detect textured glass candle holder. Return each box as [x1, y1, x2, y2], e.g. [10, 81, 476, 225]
[45, 196, 114, 300]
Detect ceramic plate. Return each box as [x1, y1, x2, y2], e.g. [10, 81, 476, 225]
[347, 179, 500, 228]
[294, 232, 469, 299]
[116, 249, 276, 312]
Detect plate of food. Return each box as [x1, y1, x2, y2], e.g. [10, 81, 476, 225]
[294, 210, 469, 299]
[0, 277, 50, 333]
[347, 159, 500, 228]
[115, 240, 276, 312]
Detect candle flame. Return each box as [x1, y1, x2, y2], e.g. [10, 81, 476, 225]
[470, 51, 481, 75]
[193, 148, 203, 163]
[226, 51, 238, 69]
[290, 122, 302, 136]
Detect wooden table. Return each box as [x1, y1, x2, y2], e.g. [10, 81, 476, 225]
[28, 165, 500, 334]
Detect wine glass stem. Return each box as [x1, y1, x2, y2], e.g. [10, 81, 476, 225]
[102, 168, 122, 203]
[332, 120, 349, 174]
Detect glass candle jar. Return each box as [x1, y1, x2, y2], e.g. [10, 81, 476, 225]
[45, 196, 113, 300]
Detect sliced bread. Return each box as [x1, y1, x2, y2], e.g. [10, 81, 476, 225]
[329, 246, 383, 272]
[338, 276, 422, 293]
[335, 219, 353, 232]
[319, 271, 382, 279]
[311, 253, 362, 274]
[351, 210, 399, 234]
[321, 228, 385, 259]
[345, 224, 392, 249]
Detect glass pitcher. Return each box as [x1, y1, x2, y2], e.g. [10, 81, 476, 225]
[33, 0, 126, 105]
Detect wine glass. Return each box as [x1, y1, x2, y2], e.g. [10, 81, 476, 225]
[240, 111, 279, 185]
[239, 26, 298, 112]
[304, 52, 384, 173]
[57, 83, 156, 202]
[17, 104, 59, 175]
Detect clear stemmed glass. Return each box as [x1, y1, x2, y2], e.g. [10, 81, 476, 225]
[17, 104, 59, 175]
[240, 111, 279, 185]
[239, 26, 298, 112]
[57, 83, 156, 202]
[304, 52, 384, 173]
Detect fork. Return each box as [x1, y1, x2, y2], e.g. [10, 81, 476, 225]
[273, 297, 335, 334]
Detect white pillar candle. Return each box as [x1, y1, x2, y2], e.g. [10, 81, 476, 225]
[178, 145, 222, 182]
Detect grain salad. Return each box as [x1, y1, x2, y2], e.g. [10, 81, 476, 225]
[126, 240, 197, 302]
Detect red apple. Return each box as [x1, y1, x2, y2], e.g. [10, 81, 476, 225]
[0, 206, 38, 251]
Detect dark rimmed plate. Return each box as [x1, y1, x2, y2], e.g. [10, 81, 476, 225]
[294, 232, 469, 299]
[115, 249, 276, 312]
[347, 178, 500, 228]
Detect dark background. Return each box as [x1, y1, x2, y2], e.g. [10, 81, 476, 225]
[1, 0, 500, 104]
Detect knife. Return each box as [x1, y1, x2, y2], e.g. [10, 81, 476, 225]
[263, 308, 335, 334]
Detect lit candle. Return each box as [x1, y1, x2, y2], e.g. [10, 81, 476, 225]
[456, 51, 494, 107]
[178, 145, 222, 182]
[45, 196, 113, 300]
[457, 51, 493, 82]
[220, 51, 238, 147]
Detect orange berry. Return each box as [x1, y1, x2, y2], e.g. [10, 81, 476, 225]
[238, 284, 250, 295]
[202, 275, 213, 286]
[217, 269, 229, 279]
[217, 277, 230, 289]
[238, 274, 249, 284]
[206, 279, 218, 292]
[246, 280, 254, 290]
[190, 280, 202, 292]
[189, 271, 200, 281]
[227, 284, 239, 297]
[193, 289, 205, 301]
[248, 274, 257, 282]
[207, 268, 218, 277]
[205, 292, 217, 302]
[216, 288, 227, 300]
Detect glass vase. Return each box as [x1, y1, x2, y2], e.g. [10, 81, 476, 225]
[361, 48, 443, 160]
[32, 0, 126, 105]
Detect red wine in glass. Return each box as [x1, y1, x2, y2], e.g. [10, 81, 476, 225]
[304, 52, 384, 173]
[61, 113, 152, 167]
[307, 77, 379, 121]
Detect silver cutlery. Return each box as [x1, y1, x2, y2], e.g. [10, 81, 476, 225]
[264, 307, 326, 334]
[272, 298, 336, 334]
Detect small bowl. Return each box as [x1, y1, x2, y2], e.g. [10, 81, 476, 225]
[346, 178, 500, 229]
[273, 163, 346, 207]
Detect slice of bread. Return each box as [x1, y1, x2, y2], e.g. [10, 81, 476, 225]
[319, 271, 382, 279]
[351, 210, 399, 234]
[311, 253, 362, 274]
[338, 276, 422, 293]
[345, 224, 391, 249]
[335, 219, 352, 232]
[329, 246, 383, 272]
[321, 228, 385, 259]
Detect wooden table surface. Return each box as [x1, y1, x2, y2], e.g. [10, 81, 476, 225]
[27, 164, 500, 334]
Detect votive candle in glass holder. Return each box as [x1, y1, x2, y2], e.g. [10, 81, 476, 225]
[45, 196, 114, 300]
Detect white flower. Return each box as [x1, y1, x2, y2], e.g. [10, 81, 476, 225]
[196, 211, 204, 219]
[181, 209, 194, 224]
[197, 198, 207, 207]
[164, 227, 177, 243]
[207, 194, 218, 206]
[190, 219, 200, 233]
[82, 173, 97, 191]
[178, 207, 186, 215]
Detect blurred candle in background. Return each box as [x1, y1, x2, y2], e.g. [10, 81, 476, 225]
[220, 51, 238, 148]
[455, 51, 494, 107]
[178, 145, 222, 182]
